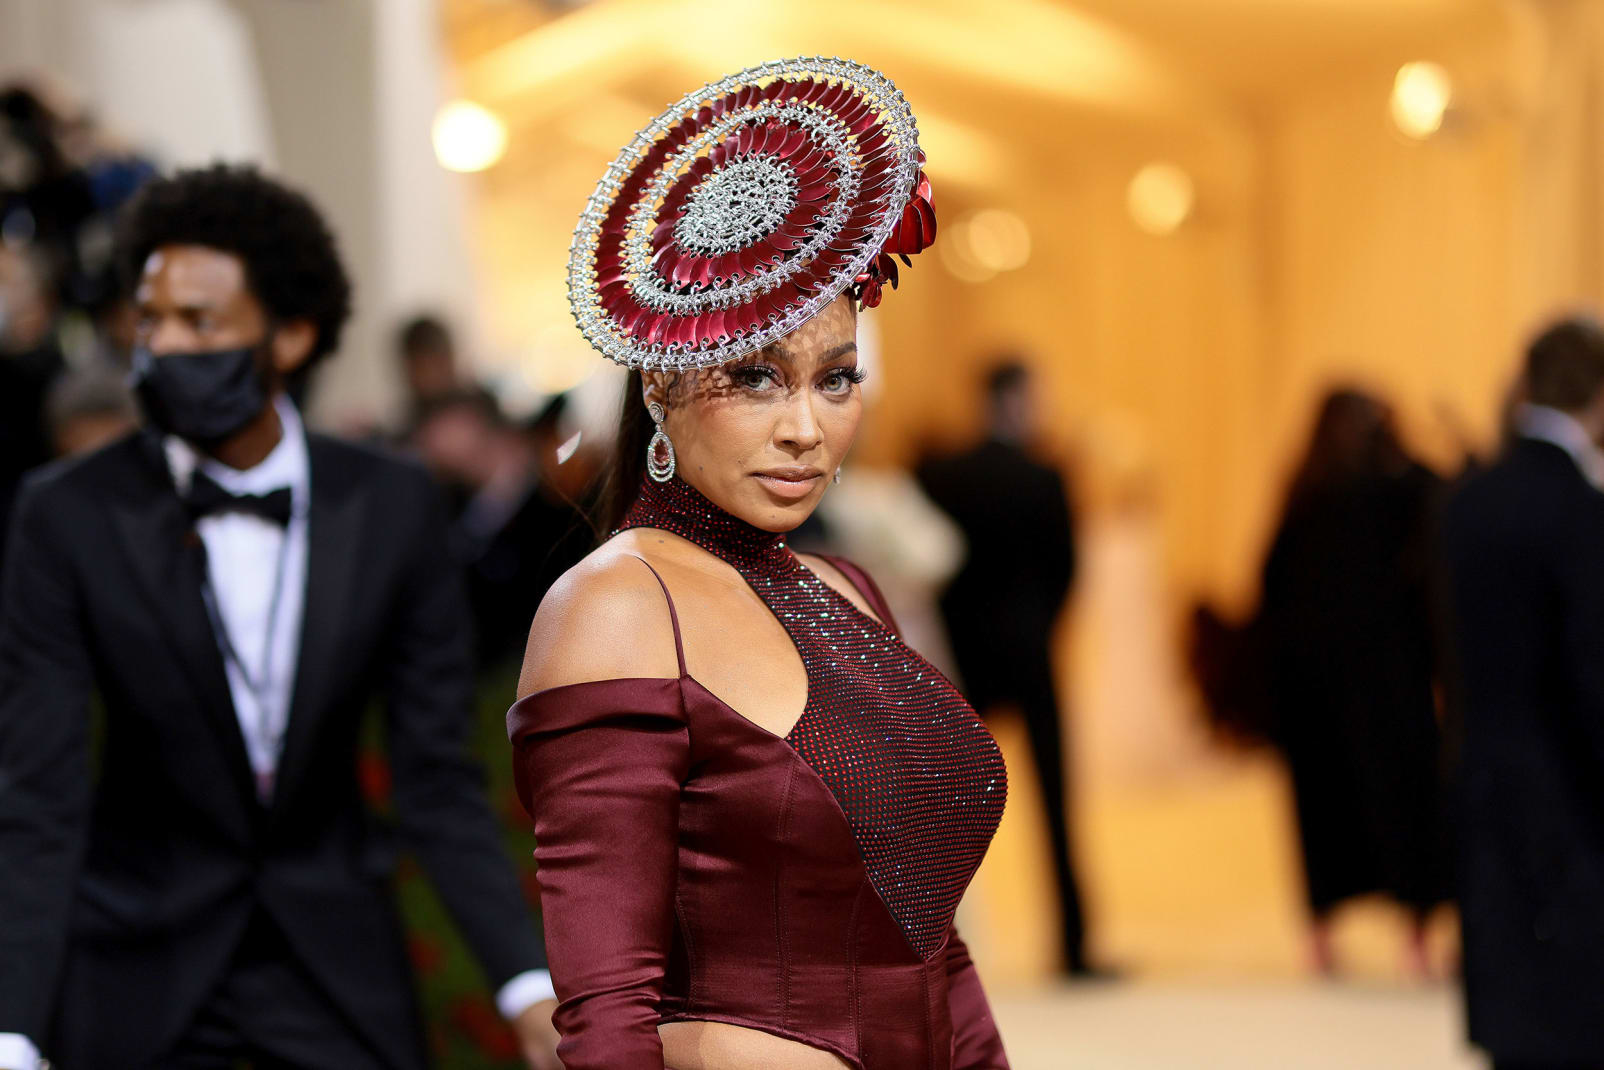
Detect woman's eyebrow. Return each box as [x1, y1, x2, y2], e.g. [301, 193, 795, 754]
[760, 340, 859, 365]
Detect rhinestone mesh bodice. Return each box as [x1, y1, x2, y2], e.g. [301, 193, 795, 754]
[619, 476, 1007, 959]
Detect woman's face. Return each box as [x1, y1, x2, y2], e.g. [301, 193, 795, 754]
[647, 294, 862, 532]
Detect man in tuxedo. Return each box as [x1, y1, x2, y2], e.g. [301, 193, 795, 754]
[917, 359, 1092, 976]
[1441, 317, 1604, 1070]
[0, 165, 558, 1069]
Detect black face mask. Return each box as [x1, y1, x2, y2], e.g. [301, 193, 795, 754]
[132, 341, 272, 445]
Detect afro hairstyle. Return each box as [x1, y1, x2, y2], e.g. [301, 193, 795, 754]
[116, 163, 352, 370]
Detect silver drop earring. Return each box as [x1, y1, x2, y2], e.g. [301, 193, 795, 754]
[646, 401, 676, 482]
[833, 468, 842, 485]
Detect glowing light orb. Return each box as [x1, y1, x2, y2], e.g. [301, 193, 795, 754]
[1391, 62, 1452, 140]
[1127, 162, 1194, 236]
[432, 100, 508, 173]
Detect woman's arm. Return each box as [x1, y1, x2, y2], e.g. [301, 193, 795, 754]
[944, 927, 1010, 1069]
[509, 555, 687, 1069]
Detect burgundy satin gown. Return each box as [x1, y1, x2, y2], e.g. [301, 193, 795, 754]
[507, 477, 1010, 1069]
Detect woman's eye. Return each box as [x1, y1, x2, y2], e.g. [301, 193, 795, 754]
[821, 368, 865, 394]
[733, 365, 779, 390]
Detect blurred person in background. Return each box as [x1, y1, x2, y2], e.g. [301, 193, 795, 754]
[1259, 387, 1449, 978]
[0, 241, 66, 569]
[413, 386, 594, 673]
[0, 80, 155, 571]
[396, 313, 462, 436]
[918, 358, 1093, 978]
[806, 461, 966, 680]
[1441, 318, 1604, 1070]
[0, 164, 557, 1070]
[0, 84, 95, 266]
[0, 82, 150, 352]
[44, 363, 138, 458]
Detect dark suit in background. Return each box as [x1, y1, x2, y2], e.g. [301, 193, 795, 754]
[1442, 436, 1604, 1067]
[919, 436, 1088, 972]
[0, 430, 545, 1068]
[457, 480, 595, 673]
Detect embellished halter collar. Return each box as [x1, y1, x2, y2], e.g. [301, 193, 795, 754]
[617, 475, 800, 574]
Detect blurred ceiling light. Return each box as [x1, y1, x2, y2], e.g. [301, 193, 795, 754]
[937, 225, 995, 284]
[965, 208, 1032, 272]
[1126, 162, 1194, 235]
[938, 208, 1034, 284]
[1391, 61, 1452, 140]
[432, 100, 508, 173]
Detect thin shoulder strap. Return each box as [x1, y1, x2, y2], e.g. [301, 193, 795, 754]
[629, 555, 687, 677]
[817, 553, 902, 637]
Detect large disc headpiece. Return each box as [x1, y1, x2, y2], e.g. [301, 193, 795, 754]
[568, 57, 937, 370]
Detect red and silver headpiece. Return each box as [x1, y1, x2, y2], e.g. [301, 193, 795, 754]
[568, 56, 936, 371]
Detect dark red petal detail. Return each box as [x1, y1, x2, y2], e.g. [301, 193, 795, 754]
[692, 255, 715, 289]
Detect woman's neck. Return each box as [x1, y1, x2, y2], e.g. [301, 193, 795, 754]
[617, 476, 794, 571]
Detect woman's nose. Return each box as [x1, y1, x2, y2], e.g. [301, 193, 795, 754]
[775, 391, 824, 451]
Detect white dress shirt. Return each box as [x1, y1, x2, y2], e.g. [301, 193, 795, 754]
[1516, 402, 1604, 490]
[0, 396, 549, 1070]
[166, 392, 311, 794]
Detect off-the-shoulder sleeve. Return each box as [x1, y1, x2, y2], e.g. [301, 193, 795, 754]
[944, 926, 1010, 1068]
[507, 677, 689, 1069]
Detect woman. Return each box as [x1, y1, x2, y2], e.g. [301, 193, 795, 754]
[507, 59, 1009, 1069]
[1260, 388, 1450, 977]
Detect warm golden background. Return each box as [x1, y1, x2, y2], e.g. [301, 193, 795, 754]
[11, 1, 1604, 1065]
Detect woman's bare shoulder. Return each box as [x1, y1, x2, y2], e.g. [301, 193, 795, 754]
[517, 535, 682, 698]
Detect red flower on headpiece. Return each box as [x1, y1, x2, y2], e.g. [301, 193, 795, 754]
[570, 58, 936, 369]
[855, 155, 936, 308]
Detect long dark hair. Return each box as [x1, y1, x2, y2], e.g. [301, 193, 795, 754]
[1287, 387, 1403, 508]
[598, 368, 658, 535]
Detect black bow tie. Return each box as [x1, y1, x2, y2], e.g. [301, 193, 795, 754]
[184, 469, 294, 526]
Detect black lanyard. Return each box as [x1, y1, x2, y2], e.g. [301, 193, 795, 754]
[195, 519, 294, 779]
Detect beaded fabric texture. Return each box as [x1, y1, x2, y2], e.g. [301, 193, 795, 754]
[619, 476, 1007, 959]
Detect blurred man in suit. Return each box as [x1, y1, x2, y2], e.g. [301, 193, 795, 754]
[395, 314, 462, 439]
[413, 389, 594, 674]
[1442, 317, 1604, 1070]
[0, 165, 557, 1070]
[918, 359, 1091, 975]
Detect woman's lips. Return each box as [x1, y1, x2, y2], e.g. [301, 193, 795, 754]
[753, 470, 823, 501]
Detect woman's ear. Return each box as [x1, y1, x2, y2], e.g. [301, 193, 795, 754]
[641, 370, 670, 410]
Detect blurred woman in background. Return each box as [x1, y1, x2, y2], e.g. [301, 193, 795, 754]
[1260, 387, 1450, 978]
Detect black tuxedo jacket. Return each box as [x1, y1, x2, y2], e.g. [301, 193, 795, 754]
[1441, 437, 1604, 1061]
[0, 429, 544, 1068]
